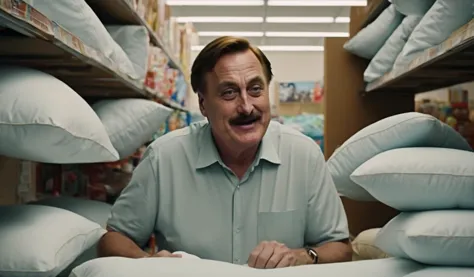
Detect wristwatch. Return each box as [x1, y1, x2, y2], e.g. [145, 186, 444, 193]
[304, 246, 319, 264]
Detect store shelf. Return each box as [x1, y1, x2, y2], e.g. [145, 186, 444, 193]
[0, 1, 187, 111]
[85, 0, 186, 75]
[365, 19, 474, 94]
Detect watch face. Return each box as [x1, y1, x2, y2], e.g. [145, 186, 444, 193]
[307, 248, 318, 264]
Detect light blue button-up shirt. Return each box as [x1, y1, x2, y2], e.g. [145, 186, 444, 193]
[108, 120, 349, 264]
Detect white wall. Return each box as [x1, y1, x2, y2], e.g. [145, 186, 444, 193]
[185, 51, 324, 113]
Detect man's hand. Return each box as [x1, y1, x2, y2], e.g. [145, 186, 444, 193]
[148, 250, 182, 258]
[247, 241, 309, 269]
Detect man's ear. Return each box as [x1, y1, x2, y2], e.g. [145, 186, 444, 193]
[198, 92, 207, 117]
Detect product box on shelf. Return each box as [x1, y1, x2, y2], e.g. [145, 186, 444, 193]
[0, 156, 37, 205]
[145, 45, 169, 93]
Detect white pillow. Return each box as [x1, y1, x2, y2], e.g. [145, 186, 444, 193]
[327, 112, 471, 201]
[92, 99, 172, 158]
[391, 0, 435, 15]
[375, 210, 474, 266]
[0, 66, 119, 163]
[106, 26, 150, 81]
[344, 4, 403, 59]
[393, 0, 473, 70]
[23, 0, 137, 78]
[0, 205, 106, 277]
[405, 267, 474, 277]
[351, 147, 474, 211]
[364, 15, 422, 82]
[70, 257, 424, 277]
[351, 228, 389, 261]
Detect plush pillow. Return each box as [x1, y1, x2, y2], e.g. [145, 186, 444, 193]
[391, 0, 435, 15]
[405, 267, 474, 277]
[23, 0, 137, 78]
[344, 5, 403, 59]
[93, 99, 172, 159]
[375, 210, 474, 266]
[364, 15, 422, 82]
[0, 205, 106, 277]
[351, 147, 474, 211]
[106, 26, 150, 81]
[29, 197, 112, 277]
[393, 0, 473, 70]
[0, 66, 119, 163]
[352, 228, 389, 261]
[70, 256, 424, 277]
[30, 196, 112, 228]
[327, 112, 471, 201]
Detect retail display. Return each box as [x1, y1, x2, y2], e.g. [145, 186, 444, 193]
[364, 15, 422, 82]
[69, 256, 425, 277]
[279, 114, 324, 152]
[405, 267, 474, 277]
[106, 25, 150, 80]
[327, 112, 471, 201]
[23, 0, 137, 78]
[92, 99, 172, 159]
[343, 4, 403, 59]
[0, 205, 106, 277]
[375, 210, 474, 266]
[393, 0, 473, 70]
[0, 66, 119, 164]
[351, 147, 474, 211]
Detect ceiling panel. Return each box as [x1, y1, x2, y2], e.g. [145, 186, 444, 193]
[198, 36, 325, 46]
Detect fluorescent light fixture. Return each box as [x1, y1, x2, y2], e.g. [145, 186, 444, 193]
[265, 31, 349, 37]
[192, 45, 324, 51]
[259, 45, 324, 51]
[266, 17, 334, 23]
[175, 16, 264, 23]
[166, 0, 264, 6]
[335, 17, 351, 23]
[198, 31, 264, 37]
[268, 0, 367, 6]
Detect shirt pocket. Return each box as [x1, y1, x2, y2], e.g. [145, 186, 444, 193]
[257, 209, 305, 249]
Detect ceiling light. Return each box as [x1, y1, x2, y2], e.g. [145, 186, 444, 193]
[198, 31, 264, 37]
[268, 0, 367, 6]
[175, 16, 264, 23]
[166, 0, 264, 6]
[265, 31, 349, 37]
[192, 45, 324, 52]
[266, 17, 334, 23]
[335, 17, 351, 23]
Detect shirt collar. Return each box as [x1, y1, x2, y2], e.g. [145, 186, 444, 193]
[195, 123, 281, 169]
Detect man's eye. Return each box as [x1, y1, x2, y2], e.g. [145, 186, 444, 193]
[250, 86, 262, 93]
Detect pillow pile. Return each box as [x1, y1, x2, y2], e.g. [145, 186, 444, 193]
[327, 112, 472, 201]
[328, 113, 474, 271]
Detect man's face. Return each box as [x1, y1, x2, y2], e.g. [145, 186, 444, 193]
[199, 49, 271, 149]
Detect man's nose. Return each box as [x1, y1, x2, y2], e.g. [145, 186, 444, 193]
[238, 92, 253, 115]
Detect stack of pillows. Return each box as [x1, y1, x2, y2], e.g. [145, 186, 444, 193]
[328, 112, 474, 275]
[0, 65, 172, 164]
[343, 0, 473, 84]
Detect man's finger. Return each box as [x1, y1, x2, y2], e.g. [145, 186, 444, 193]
[276, 253, 296, 268]
[264, 251, 285, 269]
[255, 244, 275, 269]
[248, 243, 265, 267]
[153, 250, 182, 258]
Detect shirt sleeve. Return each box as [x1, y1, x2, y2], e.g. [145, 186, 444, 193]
[107, 148, 159, 248]
[305, 146, 350, 246]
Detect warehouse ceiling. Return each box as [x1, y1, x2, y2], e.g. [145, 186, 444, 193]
[168, 0, 364, 51]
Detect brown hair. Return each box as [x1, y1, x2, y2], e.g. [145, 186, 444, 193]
[190, 36, 273, 94]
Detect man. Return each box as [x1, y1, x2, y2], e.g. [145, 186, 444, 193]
[98, 36, 352, 268]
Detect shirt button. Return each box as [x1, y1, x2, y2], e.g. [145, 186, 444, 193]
[234, 258, 240, 263]
[235, 228, 240, 233]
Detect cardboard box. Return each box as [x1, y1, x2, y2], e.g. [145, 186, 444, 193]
[0, 156, 37, 205]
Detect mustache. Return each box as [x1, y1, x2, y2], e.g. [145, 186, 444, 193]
[229, 112, 262, 125]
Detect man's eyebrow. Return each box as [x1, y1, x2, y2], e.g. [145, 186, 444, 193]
[248, 76, 265, 84]
[217, 81, 238, 90]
